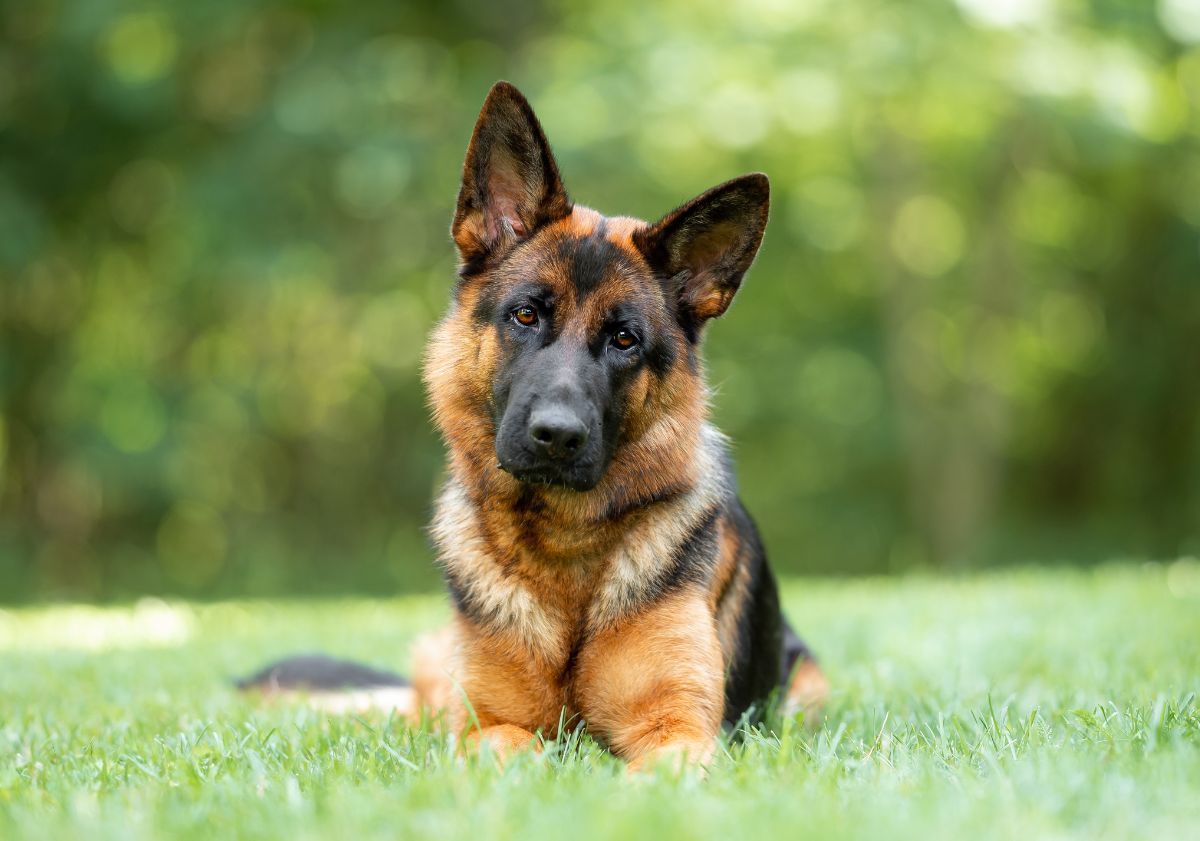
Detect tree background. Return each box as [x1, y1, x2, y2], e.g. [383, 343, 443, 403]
[1, 0, 1198, 601]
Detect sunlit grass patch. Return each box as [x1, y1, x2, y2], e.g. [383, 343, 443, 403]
[0, 599, 195, 652]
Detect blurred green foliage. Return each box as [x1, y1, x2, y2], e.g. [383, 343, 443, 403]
[1, 0, 1198, 601]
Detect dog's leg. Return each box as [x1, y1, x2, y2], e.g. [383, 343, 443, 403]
[576, 589, 724, 772]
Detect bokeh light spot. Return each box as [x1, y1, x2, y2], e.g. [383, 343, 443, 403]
[101, 13, 178, 85]
[791, 177, 865, 252]
[1166, 556, 1200, 597]
[798, 348, 883, 426]
[274, 68, 349, 134]
[100, 381, 168, 453]
[1159, 0, 1200, 44]
[356, 291, 427, 371]
[193, 45, 266, 125]
[335, 146, 411, 219]
[891, 195, 967, 277]
[775, 69, 842, 136]
[744, 0, 829, 28]
[700, 82, 770, 149]
[955, 0, 1049, 29]
[1010, 170, 1086, 248]
[1039, 290, 1104, 370]
[1089, 45, 1164, 137]
[538, 83, 614, 149]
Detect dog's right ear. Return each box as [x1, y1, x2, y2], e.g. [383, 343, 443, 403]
[633, 174, 769, 338]
[451, 82, 571, 272]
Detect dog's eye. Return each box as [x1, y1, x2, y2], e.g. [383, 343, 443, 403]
[611, 329, 638, 350]
[512, 306, 539, 327]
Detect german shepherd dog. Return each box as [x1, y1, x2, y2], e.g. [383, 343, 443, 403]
[240, 82, 827, 770]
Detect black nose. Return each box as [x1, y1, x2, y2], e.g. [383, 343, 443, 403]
[528, 407, 588, 461]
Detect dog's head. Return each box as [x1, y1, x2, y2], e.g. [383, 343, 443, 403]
[425, 82, 769, 496]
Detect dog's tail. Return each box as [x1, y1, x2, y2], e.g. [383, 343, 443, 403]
[236, 628, 459, 719]
[235, 653, 420, 717]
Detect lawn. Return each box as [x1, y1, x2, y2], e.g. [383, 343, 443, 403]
[2, 563, 1199, 841]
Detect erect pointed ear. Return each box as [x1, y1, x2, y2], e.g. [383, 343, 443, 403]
[451, 81, 571, 272]
[633, 174, 770, 334]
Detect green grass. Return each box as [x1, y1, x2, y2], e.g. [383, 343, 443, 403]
[3, 563, 1199, 840]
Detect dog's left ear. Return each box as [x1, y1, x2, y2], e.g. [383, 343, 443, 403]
[634, 174, 769, 334]
[452, 81, 571, 272]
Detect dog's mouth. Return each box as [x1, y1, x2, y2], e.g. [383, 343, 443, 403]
[497, 460, 602, 493]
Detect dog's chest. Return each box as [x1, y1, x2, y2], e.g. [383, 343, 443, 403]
[462, 533, 679, 667]
[439, 491, 690, 653]
[436, 474, 722, 730]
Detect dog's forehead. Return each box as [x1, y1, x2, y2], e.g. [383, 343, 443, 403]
[560, 206, 646, 244]
[501, 206, 665, 321]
